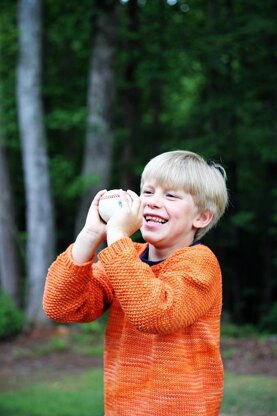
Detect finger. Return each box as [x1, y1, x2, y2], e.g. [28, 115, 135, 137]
[127, 190, 139, 200]
[92, 189, 107, 207]
[119, 189, 130, 208]
[127, 190, 141, 212]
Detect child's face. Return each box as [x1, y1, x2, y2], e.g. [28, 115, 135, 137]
[140, 181, 200, 251]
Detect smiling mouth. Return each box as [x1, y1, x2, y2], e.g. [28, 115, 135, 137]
[145, 215, 167, 224]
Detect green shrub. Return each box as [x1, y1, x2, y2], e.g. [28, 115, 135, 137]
[221, 322, 257, 339]
[81, 321, 101, 334]
[259, 303, 277, 334]
[0, 292, 24, 339]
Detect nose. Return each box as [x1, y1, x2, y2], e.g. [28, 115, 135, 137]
[143, 193, 162, 209]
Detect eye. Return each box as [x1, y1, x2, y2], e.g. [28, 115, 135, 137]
[166, 192, 178, 199]
[142, 189, 153, 195]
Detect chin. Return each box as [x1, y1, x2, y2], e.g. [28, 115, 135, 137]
[140, 231, 159, 246]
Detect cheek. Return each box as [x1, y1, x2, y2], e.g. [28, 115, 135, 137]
[170, 208, 184, 220]
[140, 198, 147, 208]
[171, 205, 193, 220]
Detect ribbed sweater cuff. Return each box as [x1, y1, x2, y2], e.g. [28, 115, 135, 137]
[98, 237, 135, 263]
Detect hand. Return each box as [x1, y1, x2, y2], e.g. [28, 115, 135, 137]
[83, 189, 108, 238]
[72, 190, 108, 263]
[107, 190, 143, 245]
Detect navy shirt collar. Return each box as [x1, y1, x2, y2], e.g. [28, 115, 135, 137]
[140, 242, 201, 266]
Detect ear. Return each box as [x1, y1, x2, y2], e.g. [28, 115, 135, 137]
[192, 210, 213, 229]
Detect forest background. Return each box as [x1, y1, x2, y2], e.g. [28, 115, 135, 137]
[0, 0, 276, 334]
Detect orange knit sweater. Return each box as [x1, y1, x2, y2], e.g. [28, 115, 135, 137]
[43, 237, 224, 416]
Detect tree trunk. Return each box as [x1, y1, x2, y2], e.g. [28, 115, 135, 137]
[0, 84, 20, 306]
[16, 0, 55, 328]
[120, 0, 139, 190]
[75, 1, 118, 235]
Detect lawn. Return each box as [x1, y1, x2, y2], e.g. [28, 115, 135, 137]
[0, 369, 104, 416]
[0, 369, 276, 416]
[221, 373, 277, 415]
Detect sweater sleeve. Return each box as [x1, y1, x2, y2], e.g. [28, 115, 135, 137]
[43, 244, 114, 323]
[98, 237, 222, 335]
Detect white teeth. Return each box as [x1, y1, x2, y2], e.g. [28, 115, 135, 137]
[145, 215, 166, 224]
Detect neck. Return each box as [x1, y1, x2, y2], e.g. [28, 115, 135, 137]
[148, 246, 166, 262]
[148, 238, 195, 262]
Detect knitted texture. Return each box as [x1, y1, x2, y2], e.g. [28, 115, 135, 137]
[43, 237, 224, 415]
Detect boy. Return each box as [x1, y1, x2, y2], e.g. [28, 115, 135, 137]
[43, 150, 228, 415]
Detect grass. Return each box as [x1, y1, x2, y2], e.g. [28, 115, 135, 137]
[0, 369, 104, 416]
[0, 370, 276, 416]
[221, 373, 277, 415]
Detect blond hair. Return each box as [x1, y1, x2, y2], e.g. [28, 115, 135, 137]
[141, 150, 228, 240]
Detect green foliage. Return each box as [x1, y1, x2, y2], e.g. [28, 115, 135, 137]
[221, 323, 258, 339]
[46, 108, 87, 131]
[80, 321, 102, 334]
[50, 156, 86, 200]
[259, 303, 277, 334]
[33, 337, 70, 357]
[0, 292, 24, 339]
[50, 337, 70, 352]
[230, 211, 256, 232]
